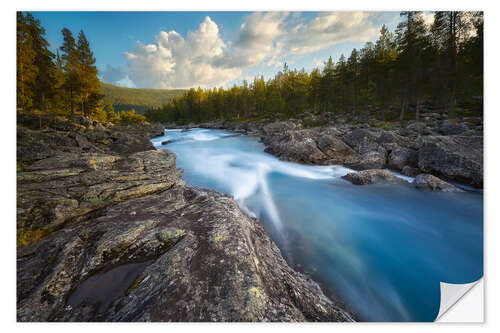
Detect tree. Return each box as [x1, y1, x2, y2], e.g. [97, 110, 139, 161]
[374, 25, 397, 118]
[104, 101, 118, 123]
[320, 56, 335, 113]
[60, 28, 80, 114]
[76, 30, 102, 117]
[347, 49, 360, 115]
[395, 11, 428, 121]
[16, 12, 37, 110]
[25, 13, 58, 113]
[431, 11, 474, 110]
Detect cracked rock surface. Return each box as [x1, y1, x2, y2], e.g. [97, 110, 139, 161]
[17, 112, 353, 322]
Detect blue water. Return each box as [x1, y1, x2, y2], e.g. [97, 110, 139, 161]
[151, 128, 483, 322]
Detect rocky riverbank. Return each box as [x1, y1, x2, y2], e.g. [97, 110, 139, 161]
[16, 112, 354, 322]
[187, 113, 483, 189]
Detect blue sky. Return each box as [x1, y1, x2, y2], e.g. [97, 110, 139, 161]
[31, 11, 416, 89]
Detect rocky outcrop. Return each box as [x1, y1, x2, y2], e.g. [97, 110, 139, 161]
[413, 174, 464, 192]
[417, 135, 483, 187]
[401, 166, 420, 178]
[387, 147, 418, 171]
[205, 119, 482, 188]
[342, 169, 407, 185]
[263, 128, 358, 165]
[17, 113, 353, 322]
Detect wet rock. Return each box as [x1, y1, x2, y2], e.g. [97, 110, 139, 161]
[406, 122, 428, 134]
[17, 113, 353, 322]
[439, 120, 469, 135]
[401, 166, 421, 178]
[342, 169, 407, 185]
[413, 174, 464, 192]
[417, 135, 483, 187]
[387, 147, 418, 171]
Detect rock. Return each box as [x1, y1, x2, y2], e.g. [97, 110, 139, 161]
[263, 128, 358, 165]
[17, 186, 352, 322]
[341, 129, 388, 170]
[406, 122, 428, 134]
[344, 149, 387, 170]
[343, 129, 378, 153]
[387, 147, 418, 170]
[439, 120, 469, 135]
[413, 174, 464, 192]
[342, 169, 407, 185]
[417, 135, 483, 187]
[262, 121, 297, 136]
[401, 166, 421, 178]
[375, 131, 411, 151]
[17, 112, 353, 322]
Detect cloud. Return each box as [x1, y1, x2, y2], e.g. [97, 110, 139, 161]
[285, 12, 380, 54]
[126, 16, 241, 89]
[124, 12, 383, 89]
[100, 64, 127, 84]
[228, 12, 289, 67]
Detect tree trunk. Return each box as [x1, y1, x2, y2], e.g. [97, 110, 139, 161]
[70, 88, 74, 115]
[416, 97, 421, 121]
[399, 93, 407, 122]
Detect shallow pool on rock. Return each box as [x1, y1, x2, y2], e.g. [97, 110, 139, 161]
[151, 128, 483, 322]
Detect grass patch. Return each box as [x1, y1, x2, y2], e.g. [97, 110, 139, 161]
[17, 228, 48, 248]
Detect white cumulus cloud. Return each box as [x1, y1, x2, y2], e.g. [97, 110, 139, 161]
[126, 16, 241, 89]
[124, 12, 383, 89]
[285, 12, 380, 54]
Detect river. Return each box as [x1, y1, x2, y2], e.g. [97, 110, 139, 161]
[151, 128, 483, 322]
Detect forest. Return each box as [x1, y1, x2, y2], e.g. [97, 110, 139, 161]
[99, 82, 185, 114]
[17, 11, 483, 127]
[144, 12, 483, 125]
[16, 12, 147, 125]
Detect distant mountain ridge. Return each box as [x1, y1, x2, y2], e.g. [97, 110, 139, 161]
[100, 82, 186, 113]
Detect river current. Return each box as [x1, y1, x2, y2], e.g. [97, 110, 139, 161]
[151, 128, 483, 322]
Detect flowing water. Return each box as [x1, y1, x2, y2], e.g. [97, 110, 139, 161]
[151, 128, 483, 322]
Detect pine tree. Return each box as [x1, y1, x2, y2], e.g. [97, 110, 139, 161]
[395, 11, 428, 121]
[333, 54, 348, 111]
[347, 49, 360, 115]
[431, 11, 473, 109]
[374, 25, 397, 117]
[16, 12, 37, 110]
[320, 56, 335, 113]
[25, 13, 57, 112]
[60, 28, 80, 115]
[76, 30, 102, 117]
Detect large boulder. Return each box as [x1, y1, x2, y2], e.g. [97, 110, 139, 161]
[401, 166, 421, 177]
[342, 169, 407, 185]
[17, 186, 352, 322]
[375, 130, 411, 151]
[264, 128, 358, 165]
[342, 129, 388, 170]
[439, 120, 470, 135]
[417, 135, 483, 187]
[262, 121, 297, 136]
[387, 147, 418, 170]
[413, 174, 464, 192]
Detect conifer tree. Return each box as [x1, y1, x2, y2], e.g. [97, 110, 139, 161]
[76, 30, 102, 117]
[16, 12, 37, 110]
[60, 28, 80, 115]
[25, 13, 57, 112]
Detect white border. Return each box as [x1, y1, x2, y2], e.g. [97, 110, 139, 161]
[2, 0, 497, 332]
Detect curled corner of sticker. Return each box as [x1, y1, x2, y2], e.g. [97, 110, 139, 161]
[435, 278, 483, 321]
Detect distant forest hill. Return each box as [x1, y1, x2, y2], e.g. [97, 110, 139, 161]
[99, 82, 186, 113]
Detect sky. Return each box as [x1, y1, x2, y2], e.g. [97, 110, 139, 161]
[30, 11, 432, 89]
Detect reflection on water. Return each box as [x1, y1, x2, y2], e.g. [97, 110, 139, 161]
[151, 128, 483, 322]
